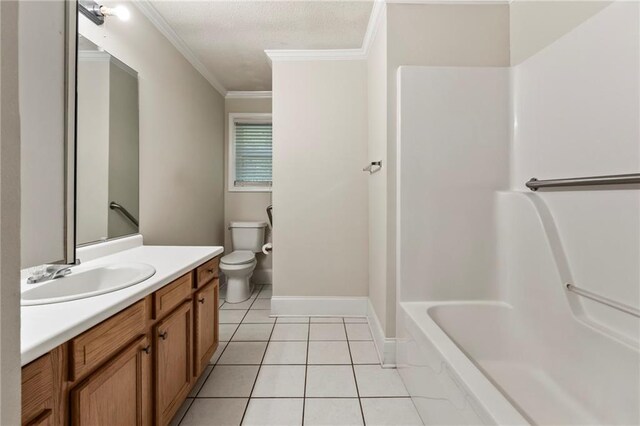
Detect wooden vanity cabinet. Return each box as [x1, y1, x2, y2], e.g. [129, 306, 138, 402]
[155, 301, 193, 425]
[21, 347, 65, 426]
[70, 336, 152, 426]
[194, 279, 219, 376]
[20, 255, 220, 426]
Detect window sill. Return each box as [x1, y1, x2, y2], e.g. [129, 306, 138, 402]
[228, 186, 272, 193]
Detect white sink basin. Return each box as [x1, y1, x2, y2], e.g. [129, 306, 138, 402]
[21, 262, 156, 306]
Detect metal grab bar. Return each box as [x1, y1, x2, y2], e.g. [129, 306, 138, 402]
[566, 283, 640, 318]
[526, 173, 640, 191]
[266, 205, 273, 227]
[109, 201, 139, 227]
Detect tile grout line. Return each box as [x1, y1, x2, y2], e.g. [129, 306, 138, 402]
[302, 318, 311, 425]
[238, 304, 277, 425]
[344, 318, 367, 426]
[215, 363, 379, 366]
[174, 397, 195, 426]
[190, 396, 413, 399]
[181, 308, 383, 425]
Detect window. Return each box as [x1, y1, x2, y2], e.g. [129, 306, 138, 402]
[228, 113, 272, 192]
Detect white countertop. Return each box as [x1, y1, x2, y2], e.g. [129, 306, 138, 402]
[21, 242, 223, 366]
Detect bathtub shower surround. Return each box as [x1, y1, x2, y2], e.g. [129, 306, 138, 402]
[396, 2, 640, 425]
[396, 66, 512, 425]
[397, 194, 640, 425]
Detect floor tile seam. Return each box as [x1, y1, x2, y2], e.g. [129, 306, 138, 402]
[343, 318, 367, 426]
[175, 396, 195, 426]
[239, 319, 276, 424]
[302, 317, 311, 425]
[192, 395, 415, 400]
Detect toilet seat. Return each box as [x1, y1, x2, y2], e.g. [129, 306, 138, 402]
[221, 250, 255, 266]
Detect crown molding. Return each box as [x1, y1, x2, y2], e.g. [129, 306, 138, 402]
[225, 91, 273, 99]
[134, 0, 507, 91]
[265, 48, 368, 63]
[386, 0, 509, 4]
[132, 0, 227, 96]
[264, 0, 509, 63]
[264, 0, 386, 63]
[362, 0, 386, 56]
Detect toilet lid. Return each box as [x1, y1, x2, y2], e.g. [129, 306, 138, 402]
[221, 250, 255, 265]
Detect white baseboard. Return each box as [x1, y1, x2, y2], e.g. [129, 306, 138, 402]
[367, 299, 397, 367]
[271, 296, 368, 317]
[252, 268, 272, 285]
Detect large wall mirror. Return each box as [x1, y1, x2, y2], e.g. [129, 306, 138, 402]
[76, 34, 139, 246]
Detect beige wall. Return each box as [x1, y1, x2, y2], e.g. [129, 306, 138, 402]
[79, 2, 225, 247]
[107, 61, 139, 239]
[224, 97, 273, 276]
[367, 8, 389, 333]
[0, 1, 22, 422]
[370, 3, 511, 337]
[510, 0, 612, 66]
[77, 58, 110, 244]
[272, 60, 369, 297]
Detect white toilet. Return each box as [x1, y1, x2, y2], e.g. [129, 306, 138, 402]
[220, 221, 267, 303]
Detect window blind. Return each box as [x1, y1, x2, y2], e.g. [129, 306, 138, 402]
[234, 122, 272, 187]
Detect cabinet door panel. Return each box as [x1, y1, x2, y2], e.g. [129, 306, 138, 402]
[24, 409, 52, 426]
[22, 354, 53, 423]
[22, 345, 66, 426]
[194, 279, 219, 376]
[155, 301, 192, 425]
[70, 336, 151, 426]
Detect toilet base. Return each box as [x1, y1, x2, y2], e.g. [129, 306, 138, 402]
[225, 275, 253, 303]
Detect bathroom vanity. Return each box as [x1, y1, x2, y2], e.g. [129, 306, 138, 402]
[20, 241, 222, 426]
[16, 3, 228, 424]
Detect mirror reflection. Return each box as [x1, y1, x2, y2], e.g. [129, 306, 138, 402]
[76, 35, 139, 245]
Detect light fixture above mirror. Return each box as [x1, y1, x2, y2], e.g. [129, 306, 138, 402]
[79, 0, 130, 26]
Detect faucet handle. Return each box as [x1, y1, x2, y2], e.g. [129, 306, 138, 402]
[26, 273, 47, 284]
[45, 264, 72, 279]
[45, 264, 68, 273]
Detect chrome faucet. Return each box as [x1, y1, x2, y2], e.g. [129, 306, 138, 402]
[27, 260, 81, 284]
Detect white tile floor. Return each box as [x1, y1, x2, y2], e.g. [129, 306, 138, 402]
[174, 284, 423, 426]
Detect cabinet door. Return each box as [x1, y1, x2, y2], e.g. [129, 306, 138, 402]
[70, 336, 152, 426]
[194, 279, 219, 376]
[155, 301, 193, 426]
[22, 353, 54, 425]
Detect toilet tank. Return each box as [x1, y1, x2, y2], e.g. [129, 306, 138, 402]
[229, 221, 267, 253]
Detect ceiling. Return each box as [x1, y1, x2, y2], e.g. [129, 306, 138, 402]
[149, 1, 374, 92]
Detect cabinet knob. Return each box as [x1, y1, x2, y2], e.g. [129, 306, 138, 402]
[207, 268, 214, 274]
[142, 345, 151, 354]
[198, 297, 206, 304]
[158, 331, 168, 340]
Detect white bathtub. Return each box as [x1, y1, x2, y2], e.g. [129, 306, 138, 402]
[397, 301, 640, 425]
